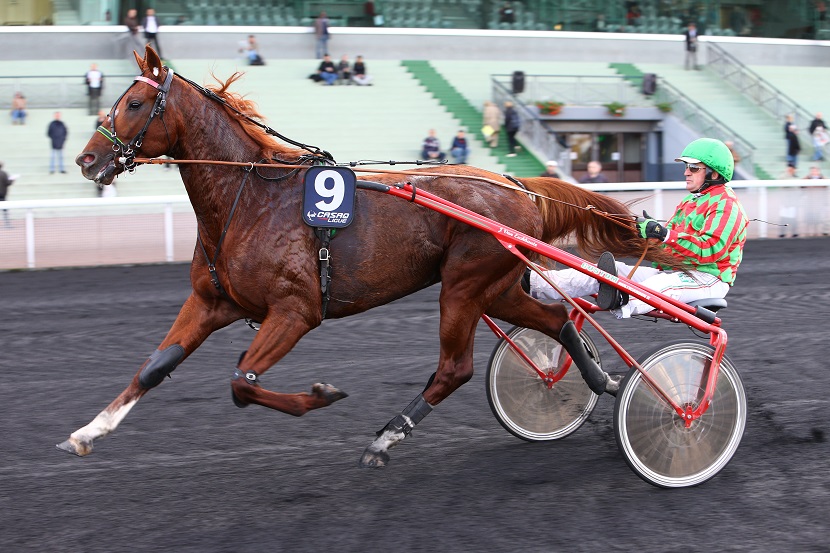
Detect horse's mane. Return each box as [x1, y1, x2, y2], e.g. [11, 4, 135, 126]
[207, 72, 304, 162]
[520, 177, 685, 270]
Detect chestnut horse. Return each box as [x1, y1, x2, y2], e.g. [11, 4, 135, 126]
[63, 47, 677, 467]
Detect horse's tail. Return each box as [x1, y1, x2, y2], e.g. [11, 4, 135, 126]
[519, 177, 683, 269]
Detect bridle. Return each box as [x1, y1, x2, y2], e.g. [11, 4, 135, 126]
[96, 67, 175, 172]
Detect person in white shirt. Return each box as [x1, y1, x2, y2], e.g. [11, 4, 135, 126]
[141, 8, 163, 59]
[85, 63, 104, 116]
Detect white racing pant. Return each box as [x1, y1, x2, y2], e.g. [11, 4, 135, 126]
[529, 262, 730, 318]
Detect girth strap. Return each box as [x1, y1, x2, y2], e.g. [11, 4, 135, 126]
[316, 228, 333, 318]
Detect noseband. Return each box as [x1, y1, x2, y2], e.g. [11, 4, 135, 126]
[96, 67, 174, 172]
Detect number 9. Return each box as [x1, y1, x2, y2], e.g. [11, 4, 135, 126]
[314, 170, 345, 211]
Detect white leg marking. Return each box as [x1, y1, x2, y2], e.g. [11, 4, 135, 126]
[71, 399, 139, 443]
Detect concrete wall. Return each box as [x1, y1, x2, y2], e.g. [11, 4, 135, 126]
[1, 26, 829, 66]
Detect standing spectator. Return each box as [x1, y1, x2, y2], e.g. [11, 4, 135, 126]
[141, 8, 163, 59]
[809, 112, 827, 135]
[503, 101, 521, 156]
[421, 129, 445, 160]
[123, 8, 143, 56]
[809, 112, 828, 160]
[47, 112, 68, 174]
[314, 11, 331, 59]
[482, 101, 502, 148]
[10, 92, 26, 125]
[0, 161, 14, 228]
[85, 63, 104, 116]
[498, 2, 516, 24]
[337, 55, 352, 84]
[316, 54, 338, 85]
[540, 160, 563, 178]
[684, 22, 699, 70]
[579, 160, 610, 184]
[786, 124, 801, 169]
[351, 55, 373, 85]
[450, 130, 469, 164]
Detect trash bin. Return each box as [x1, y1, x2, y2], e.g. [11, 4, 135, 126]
[512, 71, 525, 94]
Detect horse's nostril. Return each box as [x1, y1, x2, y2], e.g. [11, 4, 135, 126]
[83, 154, 95, 164]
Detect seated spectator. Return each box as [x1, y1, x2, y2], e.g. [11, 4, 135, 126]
[11, 92, 26, 125]
[316, 54, 338, 85]
[450, 130, 469, 164]
[421, 129, 445, 160]
[337, 55, 352, 84]
[578, 160, 609, 184]
[352, 55, 374, 86]
[243, 35, 265, 65]
[498, 1, 515, 24]
[804, 165, 826, 179]
[540, 160, 563, 178]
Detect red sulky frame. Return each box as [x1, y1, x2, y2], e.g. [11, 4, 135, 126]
[363, 181, 727, 428]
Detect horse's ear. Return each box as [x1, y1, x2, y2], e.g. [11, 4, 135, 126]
[133, 49, 145, 70]
[144, 45, 163, 80]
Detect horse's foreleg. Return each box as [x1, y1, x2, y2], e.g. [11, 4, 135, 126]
[229, 313, 348, 416]
[57, 293, 236, 456]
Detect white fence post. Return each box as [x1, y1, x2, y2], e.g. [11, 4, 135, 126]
[164, 203, 174, 262]
[25, 209, 35, 269]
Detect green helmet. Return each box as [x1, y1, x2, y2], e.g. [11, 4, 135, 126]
[674, 138, 734, 182]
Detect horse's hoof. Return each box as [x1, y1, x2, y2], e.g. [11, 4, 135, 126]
[56, 437, 92, 457]
[312, 382, 349, 404]
[358, 447, 390, 468]
[231, 389, 249, 408]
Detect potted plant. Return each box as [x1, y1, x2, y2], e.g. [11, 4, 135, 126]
[656, 101, 673, 113]
[536, 100, 564, 116]
[604, 101, 626, 117]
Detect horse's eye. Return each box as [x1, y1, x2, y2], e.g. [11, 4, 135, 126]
[128, 101, 142, 110]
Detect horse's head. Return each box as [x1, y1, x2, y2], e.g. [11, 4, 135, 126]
[76, 46, 177, 185]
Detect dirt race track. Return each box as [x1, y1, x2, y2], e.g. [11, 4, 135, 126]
[1, 237, 829, 552]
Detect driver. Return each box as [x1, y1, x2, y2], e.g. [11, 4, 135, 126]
[523, 138, 749, 318]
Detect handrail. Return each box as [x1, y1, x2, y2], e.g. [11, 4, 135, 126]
[707, 41, 814, 150]
[651, 77, 756, 178]
[491, 78, 570, 175]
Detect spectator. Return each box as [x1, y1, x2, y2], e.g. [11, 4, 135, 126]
[314, 11, 330, 59]
[351, 55, 373, 85]
[85, 63, 104, 116]
[784, 114, 795, 138]
[10, 92, 26, 125]
[421, 129, 445, 160]
[724, 140, 741, 165]
[540, 160, 563, 178]
[684, 22, 699, 70]
[47, 112, 68, 174]
[503, 101, 521, 156]
[337, 55, 352, 84]
[593, 13, 607, 32]
[786, 124, 801, 168]
[579, 160, 610, 184]
[0, 161, 14, 228]
[314, 54, 338, 85]
[243, 35, 265, 65]
[450, 130, 469, 164]
[804, 165, 826, 179]
[141, 8, 163, 59]
[626, 3, 642, 26]
[498, 2, 516, 24]
[94, 109, 108, 130]
[482, 101, 501, 148]
[809, 112, 828, 160]
[123, 8, 143, 56]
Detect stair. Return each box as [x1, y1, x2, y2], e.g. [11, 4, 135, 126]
[401, 60, 544, 177]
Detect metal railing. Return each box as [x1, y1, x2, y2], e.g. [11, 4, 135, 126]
[650, 77, 757, 178]
[491, 78, 570, 174]
[707, 42, 814, 140]
[492, 73, 655, 108]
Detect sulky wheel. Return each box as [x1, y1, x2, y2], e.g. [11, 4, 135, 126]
[613, 340, 747, 488]
[486, 326, 601, 441]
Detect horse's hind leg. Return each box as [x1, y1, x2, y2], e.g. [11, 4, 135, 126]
[486, 285, 618, 395]
[360, 286, 480, 468]
[56, 293, 236, 456]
